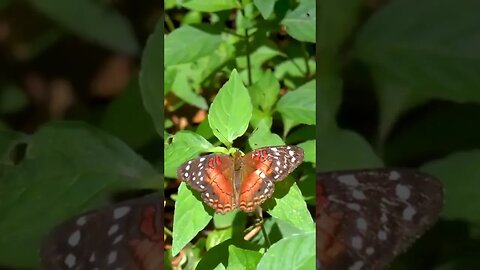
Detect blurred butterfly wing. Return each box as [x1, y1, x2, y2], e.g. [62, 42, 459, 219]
[317, 168, 443, 270]
[40, 195, 163, 270]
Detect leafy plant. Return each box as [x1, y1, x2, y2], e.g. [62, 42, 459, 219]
[163, 0, 316, 269]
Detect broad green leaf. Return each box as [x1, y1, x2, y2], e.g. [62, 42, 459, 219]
[274, 58, 316, 81]
[253, 0, 278, 19]
[267, 180, 315, 232]
[421, 150, 480, 223]
[248, 120, 284, 149]
[281, 0, 315, 43]
[181, 0, 240, 12]
[228, 246, 262, 270]
[276, 80, 315, 125]
[165, 25, 222, 67]
[140, 19, 163, 136]
[206, 228, 232, 250]
[0, 121, 159, 268]
[172, 183, 212, 256]
[164, 131, 213, 178]
[355, 0, 480, 104]
[101, 78, 157, 149]
[237, 44, 284, 70]
[171, 67, 208, 109]
[319, 0, 362, 53]
[318, 60, 342, 133]
[209, 70, 253, 146]
[318, 128, 383, 172]
[249, 70, 280, 113]
[298, 140, 315, 165]
[164, 67, 177, 95]
[257, 231, 315, 270]
[29, 0, 138, 54]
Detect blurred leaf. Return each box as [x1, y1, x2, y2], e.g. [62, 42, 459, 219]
[274, 58, 316, 88]
[29, 0, 138, 54]
[181, 0, 240, 12]
[101, 79, 157, 149]
[236, 44, 284, 69]
[257, 231, 315, 270]
[164, 131, 213, 178]
[227, 246, 262, 270]
[209, 70, 252, 147]
[355, 0, 480, 104]
[164, 67, 177, 95]
[213, 211, 238, 229]
[281, 0, 315, 43]
[140, 19, 163, 136]
[298, 140, 315, 165]
[248, 119, 284, 149]
[276, 80, 315, 125]
[172, 183, 212, 256]
[254, 0, 278, 19]
[318, 128, 383, 172]
[319, 0, 362, 53]
[0, 121, 158, 268]
[0, 85, 28, 114]
[421, 150, 480, 223]
[318, 62, 342, 133]
[165, 25, 222, 67]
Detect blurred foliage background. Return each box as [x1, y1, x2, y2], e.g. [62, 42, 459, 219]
[0, 0, 162, 269]
[320, 0, 480, 269]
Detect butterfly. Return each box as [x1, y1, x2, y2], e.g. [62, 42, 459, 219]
[317, 168, 443, 270]
[177, 145, 304, 214]
[40, 194, 163, 270]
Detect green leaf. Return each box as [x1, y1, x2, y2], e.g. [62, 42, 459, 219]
[29, 0, 138, 54]
[0, 121, 158, 269]
[181, 0, 240, 12]
[165, 25, 222, 67]
[249, 70, 280, 113]
[319, 0, 362, 53]
[318, 128, 383, 172]
[140, 19, 163, 136]
[267, 180, 315, 232]
[257, 231, 315, 270]
[318, 64, 342, 133]
[298, 140, 315, 165]
[206, 228, 232, 250]
[101, 78, 157, 149]
[172, 183, 212, 256]
[164, 131, 213, 178]
[421, 150, 480, 223]
[171, 67, 208, 109]
[254, 0, 278, 19]
[281, 0, 315, 43]
[227, 246, 262, 270]
[276, 80, 315, 125]
[208, 69, 253, 146]
[248, 120, 284, 149]
[355, 0, 480, 104]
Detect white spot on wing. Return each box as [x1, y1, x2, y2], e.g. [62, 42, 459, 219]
[107, 251, 117, 264]
[68, 230, 81, 247]
[395, 184, 411, 200]
[403, 206, 416, 220]
[349, 261, 364, 270]
[113, 206, 130, 219]
[338, 174, 359, 186]
[76, 216, 87, 226]
[351, 236, 363, 250]
[352, 190, 366, 200]
[389, 171, 401, 180]
[64, 254, 76, 267]
[356, 218, 367, 231]
[108, 224, 119, 235]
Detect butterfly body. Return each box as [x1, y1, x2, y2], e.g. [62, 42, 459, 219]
[177, 145, 304, 214]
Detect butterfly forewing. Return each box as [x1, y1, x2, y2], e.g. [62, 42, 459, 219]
[317, 168, 443, 270]
[238, 145, 305, 212]
[40, 195, 163, 270]
[177, 153, 236, 213]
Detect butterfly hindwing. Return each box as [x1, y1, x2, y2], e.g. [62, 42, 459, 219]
[40, 195, 163, 270]
[317, 168, 443, 270]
